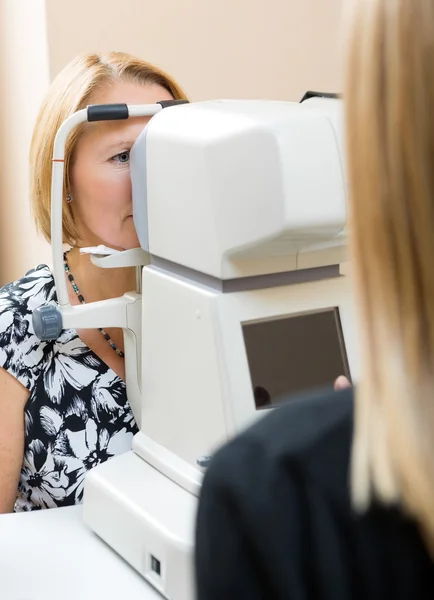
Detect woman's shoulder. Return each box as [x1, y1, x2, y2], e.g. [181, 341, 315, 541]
[221, 387, 353, 462]
[0, 264, 55, 389]
[201, 388, 354, 505]
[0, 264, 55, 316]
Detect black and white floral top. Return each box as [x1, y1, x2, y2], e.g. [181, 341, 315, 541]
[0, 264, 138, 511]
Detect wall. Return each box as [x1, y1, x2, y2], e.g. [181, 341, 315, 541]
[0, 0, 51, 285]
[45, 0, 344, 100]
[0, 0, 344, 285]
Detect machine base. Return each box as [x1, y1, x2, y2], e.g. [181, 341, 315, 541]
[83, 451, 197, 600]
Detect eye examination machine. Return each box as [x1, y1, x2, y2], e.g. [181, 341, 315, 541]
[33, 93, 358, 600]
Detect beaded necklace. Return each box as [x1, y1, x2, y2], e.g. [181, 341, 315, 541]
[63, 251, 125, 358]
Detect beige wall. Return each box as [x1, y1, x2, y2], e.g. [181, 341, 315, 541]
[0, 0, 344, 285]
[46, 0, 344, 99]
[0, 0, 51, 285]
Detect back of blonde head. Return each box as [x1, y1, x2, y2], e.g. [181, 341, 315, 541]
[30, 51, 188, 245]
[345, 0, 434, 551]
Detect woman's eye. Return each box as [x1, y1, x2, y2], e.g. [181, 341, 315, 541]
[113, 150, 130, 163]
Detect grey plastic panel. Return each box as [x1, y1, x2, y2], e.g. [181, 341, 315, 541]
[130, 125, 150, 252]
[149, 256, 340, 293]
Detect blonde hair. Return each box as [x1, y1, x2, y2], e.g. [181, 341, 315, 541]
[30, 51, 188, 245]
[345, 0, 434, 551]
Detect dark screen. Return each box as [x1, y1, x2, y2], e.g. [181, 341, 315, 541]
[242, 308, 350, 409]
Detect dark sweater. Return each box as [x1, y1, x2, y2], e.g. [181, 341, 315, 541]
[195, 388, 434, 599]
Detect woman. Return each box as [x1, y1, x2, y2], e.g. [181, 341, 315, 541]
[195, 0, 434, 597]
[0, 51, 187, 512]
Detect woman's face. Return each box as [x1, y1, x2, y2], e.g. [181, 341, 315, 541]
[70, 80, 173, 250]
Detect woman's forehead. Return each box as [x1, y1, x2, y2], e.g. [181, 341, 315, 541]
[78, 117, 149, 150]
[75, 80, 173, 148]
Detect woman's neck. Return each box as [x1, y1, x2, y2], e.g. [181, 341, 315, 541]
[64, 247, 137, 303]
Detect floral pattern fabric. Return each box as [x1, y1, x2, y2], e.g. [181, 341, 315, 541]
[0, 264, 138, 511]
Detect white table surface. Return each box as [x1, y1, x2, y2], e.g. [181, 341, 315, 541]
[0, 505, 162, 600]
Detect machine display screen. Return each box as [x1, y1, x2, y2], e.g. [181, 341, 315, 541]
[242, 308, 351, 409]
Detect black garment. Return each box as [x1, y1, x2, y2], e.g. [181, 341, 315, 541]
[195, 388, 434, 599]
[0, 265, 137, 511]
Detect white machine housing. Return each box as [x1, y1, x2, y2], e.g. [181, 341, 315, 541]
[132, 97, 348, 279]
[78, 96, 358, 600]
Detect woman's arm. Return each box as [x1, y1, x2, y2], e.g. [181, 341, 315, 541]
[0, 367, 28, 513]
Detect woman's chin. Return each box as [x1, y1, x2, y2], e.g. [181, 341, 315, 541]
[118, 235, 141, 251]
[104, 230, 141, 252]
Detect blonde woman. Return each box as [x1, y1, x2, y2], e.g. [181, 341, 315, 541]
[0, 52, 187, 512]
[195, 0, 434, 597]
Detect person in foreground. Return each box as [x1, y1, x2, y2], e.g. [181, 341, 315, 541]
[195, 0, 434, 597]
[0, 51, 187, 512]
